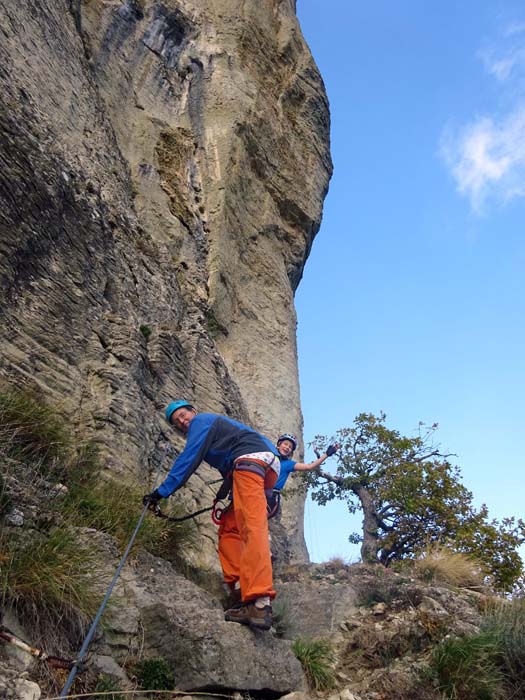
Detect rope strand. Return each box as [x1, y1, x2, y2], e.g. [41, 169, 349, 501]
[58, 445, 171, 698]
[47, 689, 234, 700]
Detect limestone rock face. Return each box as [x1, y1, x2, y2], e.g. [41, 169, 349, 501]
[97, 538, 306, 694]
[0, 0, 332, 565]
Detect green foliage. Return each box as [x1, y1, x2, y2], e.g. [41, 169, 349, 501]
[292, 638, 336, 691]
[63, 461, 195, 558]
[205, 308, 227, 339]
[272, 595, 292, 638]
[430, 598, 525, 700]
[139, 324, 152, 340]
[0, 385, 194, 658]
[351, 564, 411, 608]
[93, 674, 124, 700]
[357, 580, 399, 608]
[132, 657, 175, 690]
[306, 413, 525, 592]
[483, 598, 525, 698]
[453, 510, 525, 592]
[431, 632, 504, 700]
[0, 386, 73, 474]
[0, 526, 101, 648]
[0, 472, 11, 516]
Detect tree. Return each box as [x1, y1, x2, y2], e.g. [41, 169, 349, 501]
[304, 412, 524, 591]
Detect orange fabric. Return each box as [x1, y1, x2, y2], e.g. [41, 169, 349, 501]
[217, 469, 277, 601]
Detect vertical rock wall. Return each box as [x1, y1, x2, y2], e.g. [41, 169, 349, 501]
[0, 0, 332, 565]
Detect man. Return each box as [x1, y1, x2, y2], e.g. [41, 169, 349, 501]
[143, 400, 280, 631]
[274, 433, 339, 492]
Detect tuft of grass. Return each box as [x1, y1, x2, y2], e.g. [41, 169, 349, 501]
[0, 472, 11, 516]
[412, 546, 485, 589]
[92, 674, 125, 700]
[131, 657, 175, 690]
[62, 464, 196, 558]
[431, 631, 504, 700]
[483, 598, 525, 698]
[0, 385, 194, 656]
[205, 308, 227, 339]
[413, 546, 484, 589]
[0, 525, 102, 650]
[292, 638, 336, 691]
[324, 555, 352, 570]
[0, 386, 73, 474]
[272, 596, 292, 639]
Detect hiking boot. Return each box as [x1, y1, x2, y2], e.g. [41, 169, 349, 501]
[224, 602, 272, 630]
[227, 587, 242, 609]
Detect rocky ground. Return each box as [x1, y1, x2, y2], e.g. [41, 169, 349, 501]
[1, 527, 489, 700]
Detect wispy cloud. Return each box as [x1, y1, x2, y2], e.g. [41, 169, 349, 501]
[441, 21, 525, 212]
[504, 22, 525, 37]
[478, 46, 525, 82]
[441, 108, 525, 212]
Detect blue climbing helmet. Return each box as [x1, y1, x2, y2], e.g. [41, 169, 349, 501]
[277, 433, 298, 452]
[165, 400, 194, 424]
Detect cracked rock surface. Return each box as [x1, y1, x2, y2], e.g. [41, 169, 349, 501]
[0, 0, 332, 567]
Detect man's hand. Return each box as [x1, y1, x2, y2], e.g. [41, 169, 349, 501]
[143, 489, 162, 509]
[326, 443, 340, 457]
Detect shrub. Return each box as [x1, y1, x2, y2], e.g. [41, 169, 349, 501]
[0, 525, 101, 650]
[431, 631, 504, 700]
[132, 657, 175, 690]
[292, 638, 336, 691]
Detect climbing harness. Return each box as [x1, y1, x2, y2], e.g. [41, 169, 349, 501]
[266, 489, 281, 519]
[0, 625, 75, 670]
[148, 469, 280, 526]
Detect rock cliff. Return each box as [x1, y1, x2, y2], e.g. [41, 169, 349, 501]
[0, 0, 332, 568]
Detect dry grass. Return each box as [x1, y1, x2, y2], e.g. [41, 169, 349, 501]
[483, 597, 525, 698]
[412, 546, 485, 589]
[324, 555, 353, 568]
[0, 385, 73, 475]
[0, 526, 101, 651]
[62, 463, 196, 560]
[0, 384, 196, 657]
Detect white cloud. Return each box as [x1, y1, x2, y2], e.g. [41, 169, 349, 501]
[441, 107, 525, 212]
[442, 22, 525, 213]
[479, 46, 525, 81]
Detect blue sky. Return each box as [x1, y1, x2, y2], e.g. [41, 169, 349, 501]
[294, 1, 525, 563]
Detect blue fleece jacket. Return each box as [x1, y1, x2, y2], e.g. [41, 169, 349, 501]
[158, 413, 279, 497]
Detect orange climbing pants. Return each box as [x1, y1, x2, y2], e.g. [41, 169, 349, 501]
[217, 467, 277, 602]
